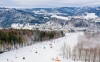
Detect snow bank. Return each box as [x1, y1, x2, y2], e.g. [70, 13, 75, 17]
[51, 15, 69, 20]
[84, 13, 98, 19]
[11, 23, 33, 30]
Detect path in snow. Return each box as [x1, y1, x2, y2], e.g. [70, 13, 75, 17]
[0, 32, 83, 62]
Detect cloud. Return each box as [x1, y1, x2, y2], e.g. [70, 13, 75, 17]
[0, 0, 100, 8]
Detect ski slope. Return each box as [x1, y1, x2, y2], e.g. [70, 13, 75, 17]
[0, 32, 83, 62]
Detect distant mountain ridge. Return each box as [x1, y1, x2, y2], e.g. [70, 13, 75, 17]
[0, 7, 50, 28]
[23, 7, 100, 16]
[0, 7, 100, 29]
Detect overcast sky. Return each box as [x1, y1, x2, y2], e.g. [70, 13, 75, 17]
[0, 0, 100, 8]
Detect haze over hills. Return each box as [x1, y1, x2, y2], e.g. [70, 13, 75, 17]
[0, 7, 100, 31]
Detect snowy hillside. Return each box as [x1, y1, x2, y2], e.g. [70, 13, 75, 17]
[0, 7, 100, 31]
[0, 32, 83, 62]
[51, 15, 69, 20]
[84, 13, 98, 19]
[0, 7, 100, 29]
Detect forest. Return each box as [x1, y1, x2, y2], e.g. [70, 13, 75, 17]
[61, 32, 100, 62]
[0, 29, 65, 53]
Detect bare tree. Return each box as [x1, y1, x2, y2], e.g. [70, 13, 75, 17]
[72, 47, 77, 61]
[66, 44, 71, 59]
[61, 42, 66, 59]
[93, 48, 97, 62]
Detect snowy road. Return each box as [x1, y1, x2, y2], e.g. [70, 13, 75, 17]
[0, 32, 83, 62]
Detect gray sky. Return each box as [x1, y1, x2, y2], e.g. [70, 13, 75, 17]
[0, 0, 100, 8]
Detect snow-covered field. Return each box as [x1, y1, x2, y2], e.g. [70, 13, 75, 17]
[0, 32, 83, 62]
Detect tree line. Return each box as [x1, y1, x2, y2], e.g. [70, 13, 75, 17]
[0, 29, 65, 52]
